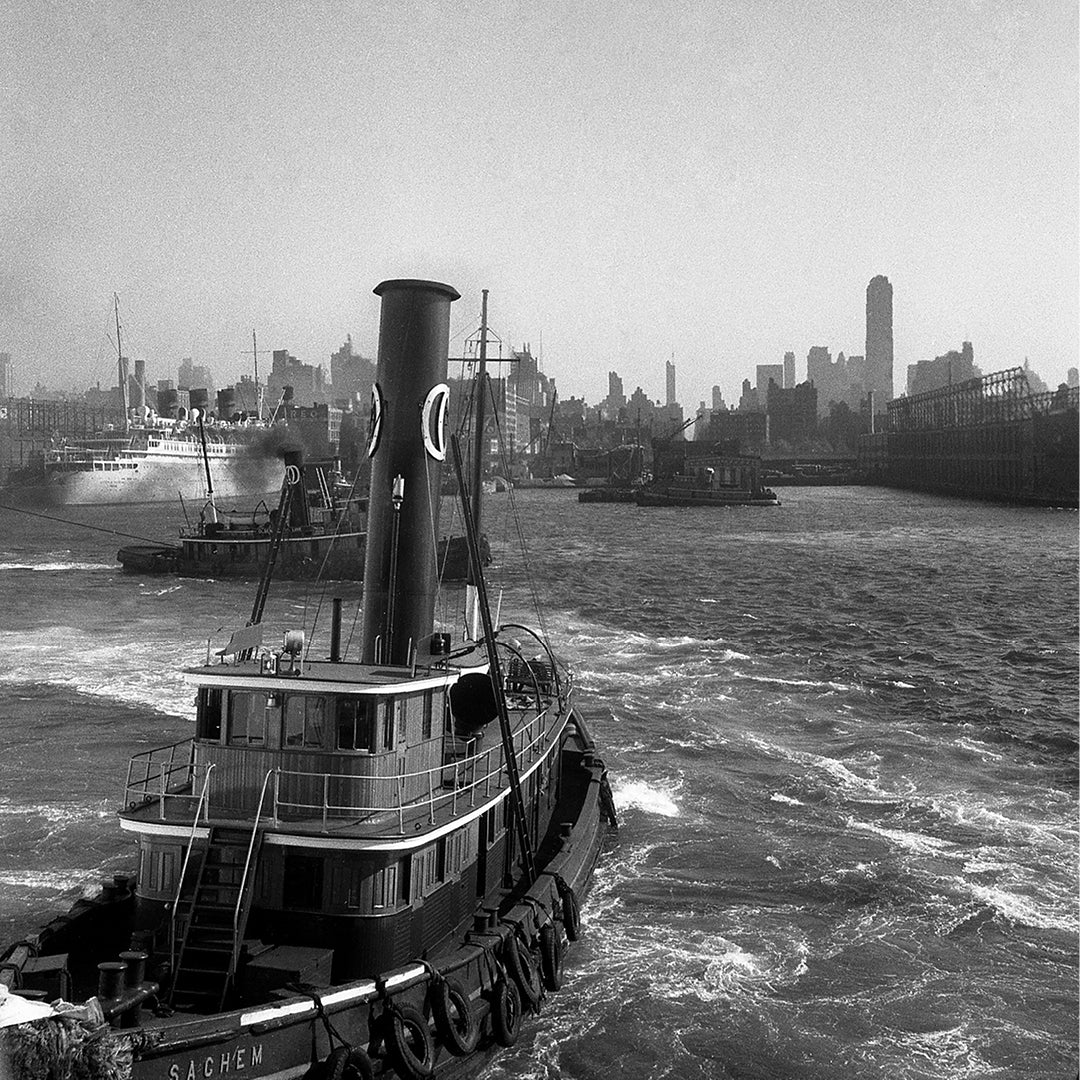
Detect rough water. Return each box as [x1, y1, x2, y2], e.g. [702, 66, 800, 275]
[0, 487, 1076, 1079]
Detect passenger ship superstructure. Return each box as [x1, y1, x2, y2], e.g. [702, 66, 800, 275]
[42, 420, 283, 506]
[0, 279, 615, 1080]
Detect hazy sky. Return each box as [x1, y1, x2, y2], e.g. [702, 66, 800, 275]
[2, 0, 1076, 406]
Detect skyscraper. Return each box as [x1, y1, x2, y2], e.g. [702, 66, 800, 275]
[0, 352, 12, 398]
[865, 275, 894, 403]
[783, 351, 796, 389]
[665, 360, 676, 406]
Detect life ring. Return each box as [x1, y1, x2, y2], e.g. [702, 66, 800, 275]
[385, 1003, 435, 1080]
[539, 923, 565, 991]
[490, 978, 522, 1048]
[431, 976, 479, 1055]
[504, 930, 542, 1009]
[320, 1045, 374, 1080]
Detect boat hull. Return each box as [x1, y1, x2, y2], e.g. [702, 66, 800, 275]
[0, 734, 612, 1080]
[634, 487, 781, 507]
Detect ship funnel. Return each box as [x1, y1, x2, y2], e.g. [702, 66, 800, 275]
[360, 278, 460, 665]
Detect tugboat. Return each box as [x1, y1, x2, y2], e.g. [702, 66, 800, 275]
[0, 279, 616, 1079]
[117, 456, 368, 581]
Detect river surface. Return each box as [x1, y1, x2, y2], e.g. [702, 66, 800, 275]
[0, 486, 1076, 1079]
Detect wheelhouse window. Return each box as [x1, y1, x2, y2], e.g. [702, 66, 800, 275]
[422, 691, 434, 739]
[336, 698, 378, 752]
[228, 691, 267, 745]
[283, 695, 326, 748]
[197, 688, 223, 740]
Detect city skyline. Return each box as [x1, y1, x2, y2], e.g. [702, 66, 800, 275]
[2, 3, 1075, 410]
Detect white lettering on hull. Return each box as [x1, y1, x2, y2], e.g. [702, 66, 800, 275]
[167, 1044, 264, 1080]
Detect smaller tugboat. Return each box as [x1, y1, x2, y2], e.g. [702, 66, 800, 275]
[1, 278, 615, 1080]
[634, 441, 780, 507]
[117, 456, 368, 581]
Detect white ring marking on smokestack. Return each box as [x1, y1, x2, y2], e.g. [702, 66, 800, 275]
[367, 383, 384, 459]
[421, 382, 450, 461]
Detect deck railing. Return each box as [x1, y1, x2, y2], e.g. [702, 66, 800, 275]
[124, 738, 211, 821]
[122, 708, 560, 834]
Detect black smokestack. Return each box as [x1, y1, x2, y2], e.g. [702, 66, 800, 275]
[361, 278, 459, 665]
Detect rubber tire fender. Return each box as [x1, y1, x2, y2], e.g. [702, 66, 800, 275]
[491, 977, 523, 1048]
[504, 930, 543, 1009]
[432, 976, 479, 1056]
[385, 1003, 435, 1080]
[539, 922, 565, 992]
[561, 880, 582, 941]
[322, 1045, 374, 1080]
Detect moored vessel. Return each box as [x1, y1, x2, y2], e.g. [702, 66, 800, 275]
[37, 419, 284, 508]
[0, 279, 616, 1080]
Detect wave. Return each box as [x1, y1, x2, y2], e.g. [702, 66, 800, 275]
[0, 869, 98, 893]
[0, 627, 198, 717]
[741, 673, 857, 692]
[612, 779, 681, 818]
[0, 561, 117, 572]
[770, 793, 804, 806]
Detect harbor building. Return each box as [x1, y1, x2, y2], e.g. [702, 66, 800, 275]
[767, 381, 818, 444]
[268, 348, 329, 406]
[907, 341, 978, 396]
[757, 364, 784, 395]
[329, 335, 376, 408]
[865, 275, 894, 403]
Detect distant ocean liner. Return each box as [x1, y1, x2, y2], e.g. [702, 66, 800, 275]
[39, 421, 283, 506]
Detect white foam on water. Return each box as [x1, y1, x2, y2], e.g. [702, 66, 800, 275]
[770, 793, 804, 806]
[0, 799, 112, 826]
[0, 561, 116, 572]
[612, 779, 680, 818]
[0, 626, 199, 717]
[846, 817, 956, 856]
[953, 737, 1003, 761]
[743, 673, 856, 691]
[965, 881, 1079, 933]
[871, 1023, 998, 1080]
[890, 680, 918, 689]
[0, 869, 92, 892]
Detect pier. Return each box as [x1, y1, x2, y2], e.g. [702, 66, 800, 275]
[858, 368, 1079, 508]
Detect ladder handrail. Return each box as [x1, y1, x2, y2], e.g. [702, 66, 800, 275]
[231, 768, 277, 977]
[169, 762, 215, 974]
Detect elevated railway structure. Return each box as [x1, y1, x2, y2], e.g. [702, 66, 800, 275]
[859, 368, 1078, 508]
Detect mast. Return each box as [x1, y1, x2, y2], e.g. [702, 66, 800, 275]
[252, 329, 263, 421]
[115, 294, 129, 433]
[468, 289, 489, 547]
[195, 410, 218, 524]
[451, 432, 537, 885]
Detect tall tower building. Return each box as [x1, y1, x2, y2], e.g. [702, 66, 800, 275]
[0, 352, 12, 397]
[607, 371, 626, 410]
[866, 275, 894, 403]
[783, 351, 796, 389]
[665, 360, 676, 406]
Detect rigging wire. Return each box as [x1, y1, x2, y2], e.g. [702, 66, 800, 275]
[0, 501, 174, 548]
[484, 380, 550, 642]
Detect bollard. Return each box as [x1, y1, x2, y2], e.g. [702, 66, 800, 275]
[119, 950, 147, 988]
